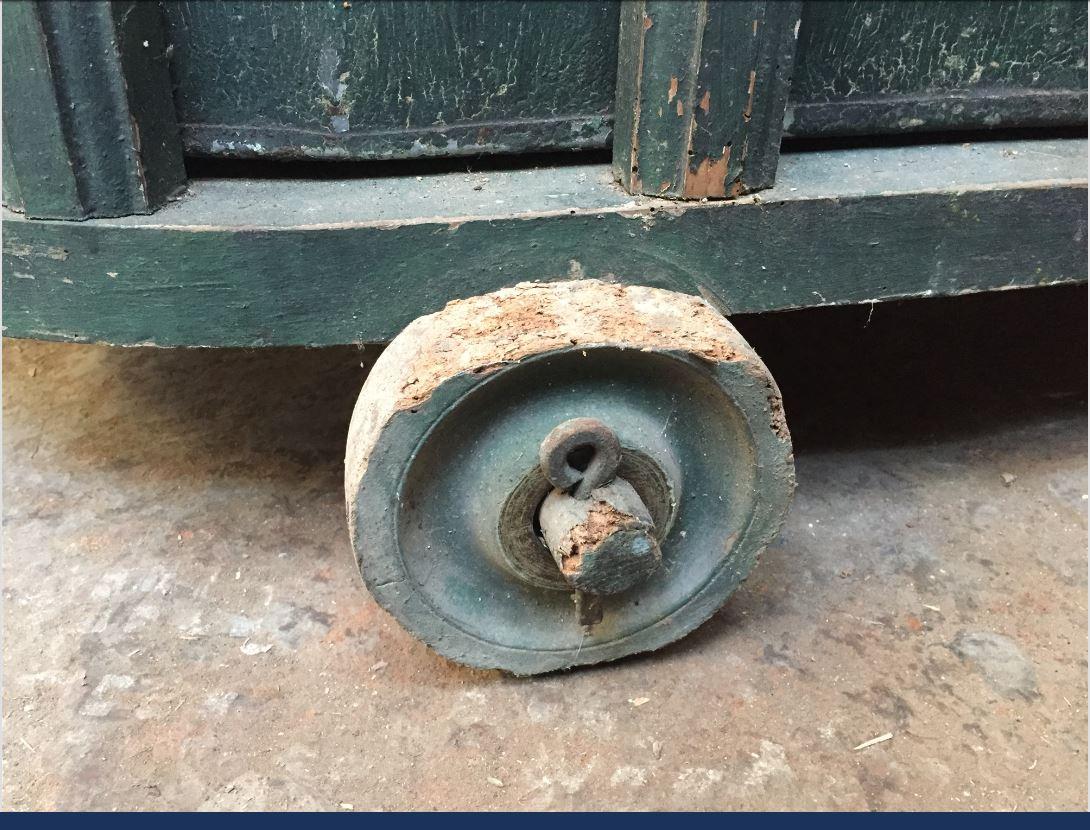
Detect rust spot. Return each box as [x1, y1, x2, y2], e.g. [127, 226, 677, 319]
[683, 146, 730, 198]
[698, 89, 711, 114]
[743, 70, 756, 122]
[676, 99, 684, 117]
[668, 75, 679, 103]
[563, 501, 635, 574]
[659, 180, 672, 193]
[386, 280, 745, 412]
[642, 14, 653, 30]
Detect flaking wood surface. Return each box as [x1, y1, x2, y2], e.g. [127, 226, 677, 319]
[787, 0, 1088, 136]
[164, 0, 619, 160]
[162, 0, 1086, 163]
[612, 1, 800, 199]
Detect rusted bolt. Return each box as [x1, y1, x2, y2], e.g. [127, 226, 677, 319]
[538, 419, 661, 597]
[538, 478, 662, 596]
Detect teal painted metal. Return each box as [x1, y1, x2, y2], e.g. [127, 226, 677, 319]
[788, 0, 1088, 137]
[2, 140, 1085, 346]
[163, 0, 619, 160]
[613, 0, 800, 198]
[1, 1, 185, 219]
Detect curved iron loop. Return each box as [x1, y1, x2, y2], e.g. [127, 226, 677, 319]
[538, 418, 622, 499]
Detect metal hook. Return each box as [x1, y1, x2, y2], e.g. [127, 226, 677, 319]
[538, 418, 622, 499]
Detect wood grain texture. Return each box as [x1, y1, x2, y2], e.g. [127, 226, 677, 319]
[164, 0, 618, 160]
[787, 0, 1088, 136]
[1, 1, 186, 219]
[2, 140, 1085, 346]
[613, 0, 800, 199]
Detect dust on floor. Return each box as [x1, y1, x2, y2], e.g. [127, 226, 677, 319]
[2, 286, 1087, 810]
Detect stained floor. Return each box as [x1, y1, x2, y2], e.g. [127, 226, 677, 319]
[2, 285, 1087, 810]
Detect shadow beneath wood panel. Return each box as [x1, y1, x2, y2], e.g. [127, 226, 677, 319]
[4, 284, 1085, 483]
[731, 283, 1087, 453]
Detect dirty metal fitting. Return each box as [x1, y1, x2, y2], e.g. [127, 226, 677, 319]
[538, 417, 622, 499]
[538, 478, 662, 596]
[537, 419, 662, 599]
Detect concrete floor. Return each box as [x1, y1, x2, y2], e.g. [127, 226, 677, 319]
[2, 285, 1087, 811]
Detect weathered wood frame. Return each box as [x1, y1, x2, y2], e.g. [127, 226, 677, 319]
[4, 0, 1085, 213]
[612, 0, 801, 199]
[3, 140, 1084, 347]
[163, 0, 620, 163]
[1, 3, 1086, 350]
[1, 0, 185, 219]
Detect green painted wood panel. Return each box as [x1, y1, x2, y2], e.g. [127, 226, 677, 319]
[613, 1, 800, 199]
[788, 0, 1088, 136]
[1, 1, 186, 219]
[160, 0, 1087, 163]
[2, 140, 1084, 346]
[164, 0, 618, 160]
[1, 1, 81, 218]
